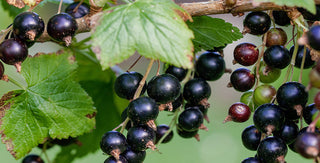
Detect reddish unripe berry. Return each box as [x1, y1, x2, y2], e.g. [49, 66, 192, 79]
[315, 92, 320, 109]
[264, 28, 287, 47]
[233, 43, 259, 66]
[224, 102, 251, 123]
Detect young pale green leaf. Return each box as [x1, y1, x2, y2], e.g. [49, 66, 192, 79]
[0, 52, 96, 159]
[92, 0, 194, 70]
[187, 16, 243, 53]
[253, 0, 316, 14]
[1, 0, 26, 18]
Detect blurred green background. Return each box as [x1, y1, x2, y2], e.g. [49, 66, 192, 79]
[0, 1, 318, 163]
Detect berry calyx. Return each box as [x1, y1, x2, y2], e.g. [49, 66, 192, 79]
[127, 125, 156, 151]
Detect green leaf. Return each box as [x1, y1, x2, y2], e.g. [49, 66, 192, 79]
[0, 52, 96, 159]
[1, 0, 26, 18]
[92, 0, 194, 70]
[253, 0, 316, 14]
[187, 16, 243, 53]
[53, 49, 127, 163]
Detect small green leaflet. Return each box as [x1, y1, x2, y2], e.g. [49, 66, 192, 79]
[187, 16, 243, 53]
[92, 0, 194, 70]
[0, 52, 96, 159]
[253, 0, 316, 14]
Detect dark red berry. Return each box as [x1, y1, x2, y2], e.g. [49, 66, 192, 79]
[264, 28, 287, 47]
[307, 25, 320, 50]
[230, 68, 255, 92]
[257, 137, 287, 163]
[241, 125, 262, 151]
[100, 131, 128, 159]
[0, 38, 28, 65]
[263, 45, 291, 69]
[65, 2, 90, 18]
[165, 65, 188, 81]
[289, 45, 315, 69]
[315, 92, 320, 109]
[114, 71, 146, 100]
[195, 51, 225, 81]
[127, 125, 156, 151]
[233, 43, 259, 66]
[22, 154, 44, 163]
[13, 12, 44, 41]
[243, 11, 271, 35]
[224, 102, 251, 123]
[155, 124, 174, 144]
[272, 10, 291, 26]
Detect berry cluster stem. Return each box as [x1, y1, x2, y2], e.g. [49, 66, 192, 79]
[298, 46, 307, 83]
[254, 32, 267, 89]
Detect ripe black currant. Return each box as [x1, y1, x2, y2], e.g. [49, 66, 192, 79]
[47, 13, 78, 46]
[114, 71, 146, 100]
[241, 157, 261, 163]
[185, 103, 209, 123]
[298, 5, 320, 21]
[127, 125, 156, 151]
[229, 68, 255, 92]
[165, 65, 188, 81]
[294, 132, 320, 158]
[264, 28, 287, 47]
[0, 62, 4, 79]
[104, 155, 128, 163]
[303, 103, 318, 124]
[0, 38, 28, 65]
[307, 25, 320, 51]
[233, 43, 259, 66]
[195, 51, 225, 81]
[121, 147, 146, 163]
[257, 137, 287, 163]
[178, 108, 204, 131]
[272, 10, 291, 26]
[263, 45, 291, 69]
[147, 74, 181, 104]
[52, 136, 77, 146]
[224, 102, 251, 123]
[65, 2, 90, 18]
[183, 78, 211, 107]
[127, 97, 158, 126]
[253, 103, 285, 135]
[243, 11, 271, 35]
[273, 120, 299, 144]
[176, 125, 200, 141]
[100, 131, 128, 159]
[241, 125, 262, 151]
[155, 124, 174, 144]
[13, 12, 44, 41]
[22, 154, 44, 163]
[289, 45, 314, 69]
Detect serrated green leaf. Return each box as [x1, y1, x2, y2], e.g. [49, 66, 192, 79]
[1, 0, 26, 18]
[187, 16, 243, 53]
[92, 0, 194, 70]
[0, 52, 96, 159]
[253, 0, 316, 14]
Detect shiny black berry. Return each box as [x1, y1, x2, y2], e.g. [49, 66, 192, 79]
[114, 72, 146, 100]
[127, 97, 158, 125]
[263, 45, 291, 69]
[155, 124, 174, 144]
[0, 62, 4, 79]
[195, 51, 225, 81]
[176, 125, 199, 140]
[230, 68, 255, 92]
[183, 78, 211, 106]
[65, 2, 90, 18]
[243, 11, 271, 35]
[165, 65, 188, 81]
[241, 157, 261, 163]
[289, 45, 315, 69]
[303, 103, 318, 124]
[253, 103, 285, 135]
[22, 154, 44, 163]
[127, 125, 156, 151]
[178, 108, 204, 131]
[298, 5, 320, 21]
[272, 10, 291, 26]
[273, 120, 299, 144]
[104, 155, 128, 163]
[241, 125, 262, 151]
[257, 137, 287, 163]
[52, 136, 77, 146]
[121, 147, 146, 163]
[233, 42, 259, 66]
[295, 132, 320, 158]
[147, 74, 181, 104]
[100, 131, 128, 158]
[0, 38, 28, 65]
[308, 25, 320, 50]
[13, 12, 44, 41]
[47, 13, 78, 45]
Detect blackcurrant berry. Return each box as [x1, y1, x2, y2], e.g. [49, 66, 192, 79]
[37, 141, 55, 150]
[166, 94, 183, 112]
[104, 155, 128, 163]
[241, 157, 261, 163]
[147, 74, 181, 104]
[230, 68, 255, 92]
[47, 13, 78, 46]
[155, 124, 174, 144]
[0, 62, 4, 79]
[127, 125, 156, 151]
[243, 11, 271, 35]
[176, 125, 200, 141]
[253, 84, 276, 107]
[272, 10, 291, 26]
[264, 28, 287, 47]
[52, 136, 77, 146]
[100, 131, 128, 159]
[307, 25, 320, 51]
[303, 103, 318, 124]
[13, 12, 44, 41]
[233, 43, 259, 66]
[185, 103, 209, 123]
[257, 137, 287, 163]
[273, 120, 299, 144]
[183, 78, 211, 107]
[114, 72, 146, 100]
[165, 65, 188, 81]
[253, 103, 285, 135]
[121, 147, 146, 163]
[65, 2, 90, 18]
[127, 97, 158, 126]
[241, 125, 262, 151]
[295, 132, 320, 158]
[298, 5, 320, 21]
[22, 154, 44, 163]
[178, 108, 204, 131]
[224, 102, 251, 123]
[263, 45, 291, 69]
[195, 51, 225, 81]
[289, 45, 314, 69]
[0, 38, 28, 65]
[257, 61, 281, 84]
